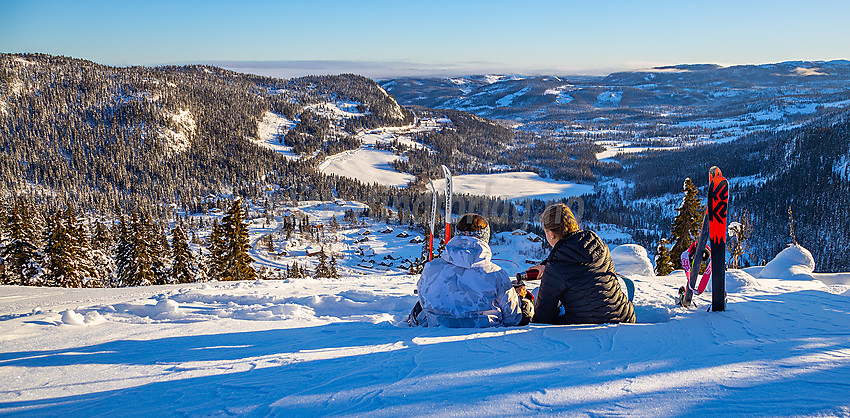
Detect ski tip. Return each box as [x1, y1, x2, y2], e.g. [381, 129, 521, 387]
[709, 166, 722, 179]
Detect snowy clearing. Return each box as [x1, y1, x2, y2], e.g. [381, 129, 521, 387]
[317, 116, 440, 184]
[317, 146, 415, 187]
[252, 111, 298, 158]
[594, 141, 681, 161]
[495, 87, 531, 107]
[431, 172, 595, 201]
[158, 109, 195, 155]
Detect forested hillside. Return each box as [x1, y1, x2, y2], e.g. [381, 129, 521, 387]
[619, 110, 850, 271]
[0, 53, 413, 215]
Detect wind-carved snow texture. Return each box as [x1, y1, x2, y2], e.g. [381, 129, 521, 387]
[3, 239, 850, 416]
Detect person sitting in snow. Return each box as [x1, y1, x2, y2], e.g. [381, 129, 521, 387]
[408, 213, 533, 327]
[530, 203, 635, 325]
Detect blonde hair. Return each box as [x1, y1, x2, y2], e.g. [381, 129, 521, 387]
[541, 203, 578, 240]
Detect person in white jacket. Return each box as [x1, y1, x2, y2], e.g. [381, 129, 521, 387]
[409, 213, 530, 327]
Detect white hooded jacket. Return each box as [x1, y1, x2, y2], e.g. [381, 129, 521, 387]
[415, 236, 523, 327]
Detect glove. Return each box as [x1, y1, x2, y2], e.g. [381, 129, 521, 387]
[518, 298, 535, 326]
[521, 298, 534, 318]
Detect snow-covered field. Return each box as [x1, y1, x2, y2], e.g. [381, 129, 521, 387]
[317, 146, 416, 187]
[594, 141, 681, 161]
[317, 120, 595, 201]
[3, 199, 850, 416]
[431, 172, 594, 201]
[2, 242, 850, 416]
[251, 111, 298, 158]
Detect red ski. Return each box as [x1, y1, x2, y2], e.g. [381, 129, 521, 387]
[708, 166, 729, 311]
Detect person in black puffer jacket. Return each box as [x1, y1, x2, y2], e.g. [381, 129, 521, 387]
[531, 203, 636, 325]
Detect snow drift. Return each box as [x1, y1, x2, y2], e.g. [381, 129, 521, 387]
[758, 245, 815, 280]
[611, 244, 655, 276]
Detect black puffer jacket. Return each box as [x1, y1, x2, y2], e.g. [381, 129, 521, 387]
[533, 230, 636, 325]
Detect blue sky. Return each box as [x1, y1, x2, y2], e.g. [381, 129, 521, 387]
[1, 0, 848, 78]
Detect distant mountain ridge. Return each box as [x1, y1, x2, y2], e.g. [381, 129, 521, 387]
[381, 60, 850, 126]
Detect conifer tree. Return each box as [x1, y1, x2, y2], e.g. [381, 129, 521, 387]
[92, 220, 112, 252]
[218, 199, 256, 281]
[115, 216, 134, 287]
[329, 253, 340, 279]
[41, 208, 97, 288]
[43, 212, 74, 287]
[207, 219, 225, 280]
[170, 225, 197, 284]
[146, 217, 170, 285]
[64, 207, 100, 287]
[670, 178, 704, 270]
[314, 247, 331, 278]
[132, 211, 155, 286]
[1, 201, 42, 285]
[655, 238, 674, 276]
[117, 211, 154, 286]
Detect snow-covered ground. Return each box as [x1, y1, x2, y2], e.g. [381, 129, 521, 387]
[251, 111, 298, 158]
[317, 146, 416, 187]
[2, 238, 850, 416]
[594, 141, 682, 161]
[431, 172, 594, 201]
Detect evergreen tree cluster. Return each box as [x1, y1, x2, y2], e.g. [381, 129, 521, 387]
[0, 196, 206, 287]
[0, 199, 107, 287]
[0, 53, 550, 250]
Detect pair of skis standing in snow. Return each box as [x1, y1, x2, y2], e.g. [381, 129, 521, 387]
[426, 165, 454, 261]
[678, 166, 729, 311]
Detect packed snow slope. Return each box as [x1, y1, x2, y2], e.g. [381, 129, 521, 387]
[2, 247, 850, 416]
